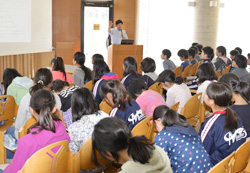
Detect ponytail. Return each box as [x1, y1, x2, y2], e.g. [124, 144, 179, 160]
[230, 80, 250, 104]
[128, 136, 154, 164]
[224, 107, 238, 131]
[80, 65, 92, 84]
[30, 82, 45, 94]
[175, 77, 183, 85]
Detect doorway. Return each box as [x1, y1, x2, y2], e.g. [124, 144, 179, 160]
[81, 0, 113, 69]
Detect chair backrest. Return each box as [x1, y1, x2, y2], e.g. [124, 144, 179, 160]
[181, 64, 192, 79]
[148, 82, 163, 95]
[180, 93, 202, 119]
[99, 100, 113, 115]
[208, 151, 235, 173]
[233, 139, 250, 173]
[84, 80, 94, 90]
[79, 138, 109, 170]
[0, 95, 18, 121]
[18, 140, 69, 173]
[18, 116, 37, 138]
[188, 62, 198, 76]
[173, 66, 183, 77]
[131, 115, 155, 142]
[0, 131, 6, 164]
[67, 150, 80, 173]
[215, 70, 221, 79]
[199, 102, 212, 125]
[222, 65, 231, 75]
[170, 102, 180, 112]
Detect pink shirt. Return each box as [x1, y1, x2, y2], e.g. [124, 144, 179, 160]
[52, 71, 74, 84]
[136, 90, 166, 117]
[4, 121, 70, 173]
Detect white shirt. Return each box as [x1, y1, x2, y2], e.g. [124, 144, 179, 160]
[166, 83, 191, 113]
[197, 80, 217, 103]
[110, 27, 128, 45]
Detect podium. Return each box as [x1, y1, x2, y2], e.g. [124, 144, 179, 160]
[107, 45, 143, 79]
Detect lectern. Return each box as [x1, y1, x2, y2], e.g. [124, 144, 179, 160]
[107, 45, 143, 79]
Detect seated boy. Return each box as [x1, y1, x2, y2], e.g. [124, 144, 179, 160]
[201, 46, 215, 68]
[188, 48, 198, 65]
[178, 49, 190, 71]
[161, 49, 176, 70]
[214, 46, 232, 71]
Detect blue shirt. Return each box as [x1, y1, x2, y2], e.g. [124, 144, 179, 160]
[181, 61, 190, 71]
[109, 27, 128, 45]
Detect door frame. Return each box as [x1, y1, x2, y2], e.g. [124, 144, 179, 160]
[81, 0, 113, 52]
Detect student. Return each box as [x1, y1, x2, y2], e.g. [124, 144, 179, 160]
[158, 70, 191, 113]
[127, 78, 166, 117]
[199, 82, 246, 165]
[140, 57, 158, 81]
[190, 46, 201, 62]
[177, 49, 190, 71]
[247, 53, 250, 66]
[161, 49, 176, 70]
[92, 53, 104, 64]
[153, 105, 212, 172]
[92, 60, 119, 104]
[68, 88, 108, 154]
[92, 117, 172, 173]
[51, 80, 79, 127]
[201, 46, 215, 68]
[3, 68, 33, 105]
[14, 68, 62, 140]
[100, 80, 145, 130]
[52, 57, 74, 84]
[121, 56, 150, 88]
[214, 46, 232, 71]
[232, 55, 249, 80]
[108, 19, 128, 45]
[196, 44, 203, 61]
[73, 52, 92, 87]
[4, 89, 70, 173]
[188, 48, 198, 65]
[196, 63, 218, 102]
[219, 74, 250, 138]
[229, 50, 240, 72]
[235, 47, 242, 55]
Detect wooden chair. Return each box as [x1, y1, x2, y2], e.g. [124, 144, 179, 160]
[0, 95, 18, 131]
[79, 138, 110, 170]
[18, 116, 37, 138]
[233, 139, 250, 173]
[0, 131, 6, 164]
[148, 82, 163, 95]
[199, 102, 212, 125]
[190, 89, 197, 94]
[173, 66, 183, 77]
[67, 71, 73, 77]
[131, 115, 155, 142]
[170, 102, 180, 112]
[181, 64, 192, 79]
[67, 151, 80, 173]
[188, 62, 198, 76]
[84, 80, 94, 90]
[99, 100, 113, 115]
[180, 93, 202, 127]
[222, 65, 231, 75]
[18, 140, 69, 173]
[215, 70, 221, 78]
[208, 151, 235, 173]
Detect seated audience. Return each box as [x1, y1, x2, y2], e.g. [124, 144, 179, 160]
[161, 49, 176, 70]
[214, 46, 232, 71]
[232, 55, 250, 81]
[4, 89, 70, 173]
[158, 70, 191, 113]
[188, 48, 198, 65]
[51, 57, 74, 84]
[199, 82, 246, 165]
[92, 53, 104, 64]
[201, 46, 214, 68]
[177, 49, 190, 71]
[92, 60, 119, 104]
[3, 68, 33, 105]
[235, 47, 242, 55]
[100, 80, 145, 130]
[229, 50, 240, 72]
[127, 78, 166, 117]
[73, 52, 92, 87]
[153, 105, 212, 172]
[195, 44, 203, 61]
[92, 117, 172, 172]
[140, 57, 158, 82]
[68, 88, 108, 154]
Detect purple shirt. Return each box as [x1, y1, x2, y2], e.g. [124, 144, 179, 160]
[4, 121, 70, 173]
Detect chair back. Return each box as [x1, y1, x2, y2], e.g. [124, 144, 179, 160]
[215, 71, 221, 78]
[180, 93, 202, 119]
[67, 150, 80, 173]
[188, 62, 198, 76]
[173, 66, 183, 77]
[181, 64, 192, 79]
[222, 65, 231, 75]
[84, 80, 94, 90]
[148, 82, 163, 95]
[132, 115, 155, 142]
[0, 95, 18, 131]
[170, 102, 180, 112]
[0, 131, 6, 164]
[208, 151, 235, 173]
[99, 100, 113, 115]
[18, 116, 37, 138]
[18, 140, 69, 173]
[79, 138, 109, 170]
[233, 139, 250, 173]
